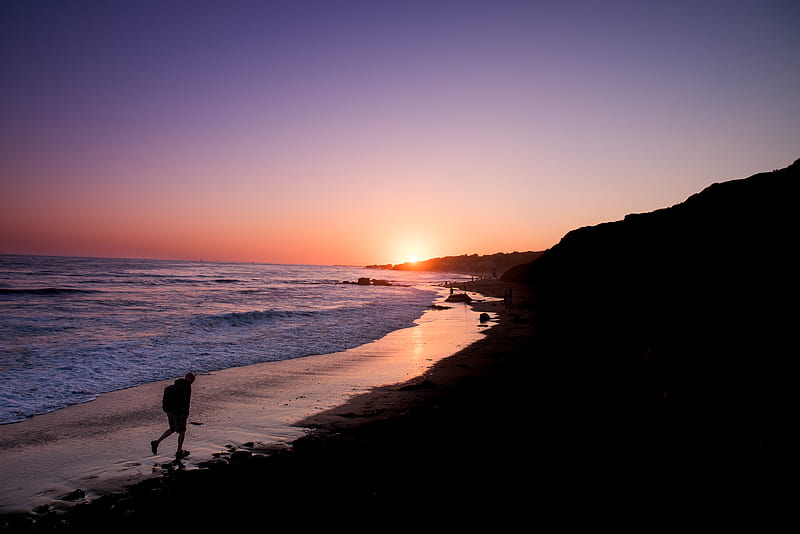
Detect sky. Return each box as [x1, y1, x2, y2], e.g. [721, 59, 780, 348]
[1, 0, 798, 266]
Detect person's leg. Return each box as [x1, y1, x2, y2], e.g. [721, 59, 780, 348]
[151, 428, 174, 454]
[150, 412, 175, 454]
[173, 411, 189, 457]
[176, 430, 187, 456]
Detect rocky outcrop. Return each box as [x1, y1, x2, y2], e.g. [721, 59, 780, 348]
[342, 278, 394, 286]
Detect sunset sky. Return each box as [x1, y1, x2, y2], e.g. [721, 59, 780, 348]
[2, 0, 798, 265]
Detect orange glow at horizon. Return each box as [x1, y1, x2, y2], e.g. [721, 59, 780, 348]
[2, 3, 797, 265]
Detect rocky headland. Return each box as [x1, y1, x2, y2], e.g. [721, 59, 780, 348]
[367, 250, 543, 278]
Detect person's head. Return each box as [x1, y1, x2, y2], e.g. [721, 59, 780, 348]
[185, 372, 196, 383]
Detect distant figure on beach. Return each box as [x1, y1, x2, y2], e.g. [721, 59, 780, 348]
[151, 372, 196, 459]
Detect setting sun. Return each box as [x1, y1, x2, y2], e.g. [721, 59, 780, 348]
[389, 236, 436, 267]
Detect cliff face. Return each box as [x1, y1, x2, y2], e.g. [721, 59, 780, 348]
[502, 159, 799, 505]
[504, 159, 799, 291]
[504, 160, 799, 334]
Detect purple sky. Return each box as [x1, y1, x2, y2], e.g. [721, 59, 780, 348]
[2, 1, 798, 264]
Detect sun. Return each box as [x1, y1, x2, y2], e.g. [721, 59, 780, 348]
[392, 237, 432, 265]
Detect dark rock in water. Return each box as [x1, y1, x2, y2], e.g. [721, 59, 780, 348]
[351, 278, 393, 286]
[445, 293, 472, 303]
[479, 313, 490, 322]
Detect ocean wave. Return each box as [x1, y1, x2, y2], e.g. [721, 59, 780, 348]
[191, 309, 313, 330]
[0, 257, 453, 424]
[0, 287, 102, 296]
[133, 278, 202, 286]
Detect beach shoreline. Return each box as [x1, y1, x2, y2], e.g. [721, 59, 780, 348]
[2, 278, 702, 531]
[0, 284, 503, 526]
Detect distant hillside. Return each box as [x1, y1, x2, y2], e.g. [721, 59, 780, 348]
[502, 158, 799, 506]
[367, 251, 543, 277]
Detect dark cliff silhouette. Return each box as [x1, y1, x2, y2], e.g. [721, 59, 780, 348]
[368, 251, 543, 277]
[503, 159, 799, 510]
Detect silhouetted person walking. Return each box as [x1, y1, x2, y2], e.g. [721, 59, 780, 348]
[151, 372, 196, 459]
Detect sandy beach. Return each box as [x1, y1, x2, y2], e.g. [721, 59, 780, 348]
[0, 287, 495, 522]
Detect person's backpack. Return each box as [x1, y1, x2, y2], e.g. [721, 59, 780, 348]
[162, 383, 181, 412]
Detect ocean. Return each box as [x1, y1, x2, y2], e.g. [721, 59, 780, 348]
[0, 255, 469, 425]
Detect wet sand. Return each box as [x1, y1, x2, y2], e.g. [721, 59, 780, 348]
[0, 287, 494, 517]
